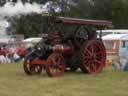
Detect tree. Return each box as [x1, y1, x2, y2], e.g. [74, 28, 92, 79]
[68, 0, 112, 20]
[9, 0, 128, 37]
[68, 0, 92, 18]
[9, 14, 43, 38]
[9, 0, 77, 37]
[112, 0, 128, 28]
[92, 0, 112, 20]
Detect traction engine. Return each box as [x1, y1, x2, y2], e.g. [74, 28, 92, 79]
[23, 16, 112, 77]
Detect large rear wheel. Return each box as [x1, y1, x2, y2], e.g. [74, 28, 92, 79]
[80, 40, 106, 74]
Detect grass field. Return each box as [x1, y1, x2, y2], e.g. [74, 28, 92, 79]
[0, 64, 128, 96]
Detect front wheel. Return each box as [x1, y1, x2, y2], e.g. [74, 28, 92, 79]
[46, 53, 65, 77]
[23, 53, 43, 75]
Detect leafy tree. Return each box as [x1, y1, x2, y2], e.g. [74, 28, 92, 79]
[112, 0, 128, 28]
[68, 0, 92, 18]
[92, 0, 112, 20]
[9, 14, 43, 38]
[9, 0, 128, 37]
[68, 0, 112, 20]
[9, 0, 77, 37]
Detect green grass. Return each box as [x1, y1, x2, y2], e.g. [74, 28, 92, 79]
[0, 64, 128, 96]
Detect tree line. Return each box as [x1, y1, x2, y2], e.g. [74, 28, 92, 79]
[7, 0, 128, 37]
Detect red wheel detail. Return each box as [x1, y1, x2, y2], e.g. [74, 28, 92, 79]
[24, 57, 43, 75]
[46, 53, 65, 77]
[83, 40, 105, 74]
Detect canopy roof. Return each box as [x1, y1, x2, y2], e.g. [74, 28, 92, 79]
[56, 17, 112, 26]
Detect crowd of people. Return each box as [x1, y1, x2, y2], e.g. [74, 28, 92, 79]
[0, 46, 27, 63]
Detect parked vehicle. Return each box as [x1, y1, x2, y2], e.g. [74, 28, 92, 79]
[23, 16, 112, 77]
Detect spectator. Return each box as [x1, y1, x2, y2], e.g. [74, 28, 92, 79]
[114, 56, 128, 71]
[13, 52, 20, 63]
[0, 47, 7, 63]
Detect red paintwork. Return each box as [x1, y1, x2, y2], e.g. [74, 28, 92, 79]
[62, 43, 74, 58]
[52, 43, 74, 58]
[83, 40, 105, 74]
[57, 17, 112, 26]
[47, 53, 65, 77]
[31, 60, 46, 65]
[48, 32, 74, 58]
[24, 57, 43, 75]
[23, 16, 111, 77]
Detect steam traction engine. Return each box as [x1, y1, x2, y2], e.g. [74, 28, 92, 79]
[23, 16, 112, 77]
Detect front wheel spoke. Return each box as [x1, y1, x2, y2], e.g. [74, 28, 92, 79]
[51, 58, 56, 65]
[57, 58, 61, 64]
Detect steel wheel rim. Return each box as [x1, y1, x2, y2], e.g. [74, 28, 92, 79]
[84, 41, 105, 74]
[24, 58, 35, 74]
[24, 57, 42, 75]
[47, 54, 65, 77]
